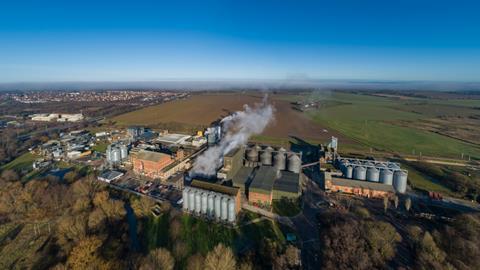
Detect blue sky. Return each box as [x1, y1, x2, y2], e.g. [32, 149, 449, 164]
[0, 0, 479, 83]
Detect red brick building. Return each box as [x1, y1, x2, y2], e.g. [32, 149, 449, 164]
[131, 150, 174, 179]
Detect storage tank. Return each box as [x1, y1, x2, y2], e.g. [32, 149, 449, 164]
[273, 148, 287, 170]
[201, 192, 208, 214]
[393, 170, 408, 194]
[260, 147, 273, 165]
[120, 145, 128, 160]
[287, 154, 301, 173]
[207, 194, 215, 218]
[246, 147, 259, 162]
[221, 197, 228, 221]
[214, 195, 222, 219]
[228, 199, 235, 223]
[388, 163, 400, 170]
[366, 167, 380, 182]
[111, 148, 121, 163]
[188, 189, 195, 211]
[380, 169, 393, 185]
[195, 192, 202, 214]
[345, 166, 353, 179]
[182, 188, 189, 211]
[353, 166, 367, 180]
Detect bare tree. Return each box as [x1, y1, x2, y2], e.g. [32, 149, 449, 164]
[140, 248, 175, 270]
[405, 197, 412, 212]
[393, 196, 399, 209]
[383, 196, 389, 213]
[205, 243, 236, 270]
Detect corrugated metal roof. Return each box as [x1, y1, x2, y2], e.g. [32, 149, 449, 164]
[191, 180, 239, 196]
[250, 166, 277, 194]
[136, 150, 170, 162]
[274, 171, 300, 194]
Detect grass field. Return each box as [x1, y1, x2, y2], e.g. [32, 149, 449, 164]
[1, 152, 38, 172]
[307, 92, 480, 160]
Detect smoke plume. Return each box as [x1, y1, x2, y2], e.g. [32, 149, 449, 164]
[190, 96, 274, 177]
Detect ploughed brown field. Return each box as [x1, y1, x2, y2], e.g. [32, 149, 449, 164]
[112, 93, 349, 143]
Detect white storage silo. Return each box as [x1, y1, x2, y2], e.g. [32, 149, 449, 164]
[188, 189, 195, 211]
[353, 166, 367, 180]
[201, 192, 208, 215]
[345, 166, 353, 179]
[366, 167, 380, 182]
[380, 169, 393, 185]
[228, 199, 235, 223]
[182, 188, 189, 211]
[221, 197, 228, 221]
[195, 192, 202, 214]
[214, 195, 222, 219]
[207, 193, 215, 218]
[393, 170, 408, 194]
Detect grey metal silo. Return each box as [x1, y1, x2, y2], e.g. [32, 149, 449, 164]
[345, 166, 353, 179]
[366, 167, 380, 182]
[273, 148, 286, 170]
[353, 166, 367, 180]
[188, 189, 195, 211]
[207, 193, 215, 218]
[393, 170, 408, 194]
[214, 195, 222, 219]
[221, 197, 228, 221]
[201, 192, 208, 215]
[380, 169, 393, 185]
[228, 199, 235, 223]
[388, 163, 400, 170]
[287, 154, 302, 173]
[260, 146, 273, 165]
[182, 188, 189, 211]
[195, 191, 202, 214]
[246, 147, 259, 162]
[111, 148, 121, 163]
[120, 145, 128, 160]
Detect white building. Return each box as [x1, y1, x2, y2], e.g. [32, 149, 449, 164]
[57, 114, 84, 122]
[31, 113, 59, 121]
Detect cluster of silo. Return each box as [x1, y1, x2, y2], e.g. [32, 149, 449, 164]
[106, 143, 129, 165]
[337, 158, 408, 194]
[183, 187, 237, 223]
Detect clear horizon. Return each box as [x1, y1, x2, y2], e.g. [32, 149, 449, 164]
[1, 1, 480, 83]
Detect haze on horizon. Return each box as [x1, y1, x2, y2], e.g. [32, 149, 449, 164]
[1, 0, 479, 84]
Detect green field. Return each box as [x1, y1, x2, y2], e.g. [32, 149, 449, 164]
[307, 92, 480, 160]
[1, 152, 38, 172]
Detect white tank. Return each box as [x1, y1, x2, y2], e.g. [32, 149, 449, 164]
[353, 166, 367, 180]
[345, 166, 353, 179]
[188, 189, 195, 211]
[228, 199, 235, 223]
[380, 169, 393, 185]
[207, 193, 215, 218]
[214, 195, 222, 219]
[287, 154, 301, 173]
[120, 145, 128, 160]
[221, 197, 228, 221]
[366, 167, 380, 182]
[182, 188, 189, 211]
[195, 192, 202, 214]
[393, 170, 408, 194]
[201, 192, 208, 214]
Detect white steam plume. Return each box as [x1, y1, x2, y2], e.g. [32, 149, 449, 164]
[190, 96, 274, 177]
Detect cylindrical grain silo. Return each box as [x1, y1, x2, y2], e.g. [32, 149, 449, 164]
[201, 192, 208, 215]
[380, 169, 393, 185]
[221, 197, 228, 221]
[182, 188, 189, 211]
[246, 147, 259, 162]
[366, 167, 380, 182]
[287, 154, 302, 173]
[120, 145, 128, 160]
[273, 148, 287, 170]
[393, 170, 408, 194]
[207, 193, 215, 218]
[188, 189, 195, 211]
[228, 199, 235, 223]
[214, 195, 222, 219]
[345, 166, 353, 179]
[260, 146, 273, 165]
[353, 166, 367, 180]
[195, 191, 202, 214]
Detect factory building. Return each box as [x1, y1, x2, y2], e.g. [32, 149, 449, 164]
[131, 149, 174, 179]
[323, 157, 408, 197]
[273, 171, 301, 200]
[248, 166, 278, 206]
[217, 147, 244, 180]
[183, 180, 241, 223]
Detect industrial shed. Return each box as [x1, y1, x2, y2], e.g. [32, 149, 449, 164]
[232, 166, 255, 193]
[273, 171, 301, 200]
[248, 166, 277, 206]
